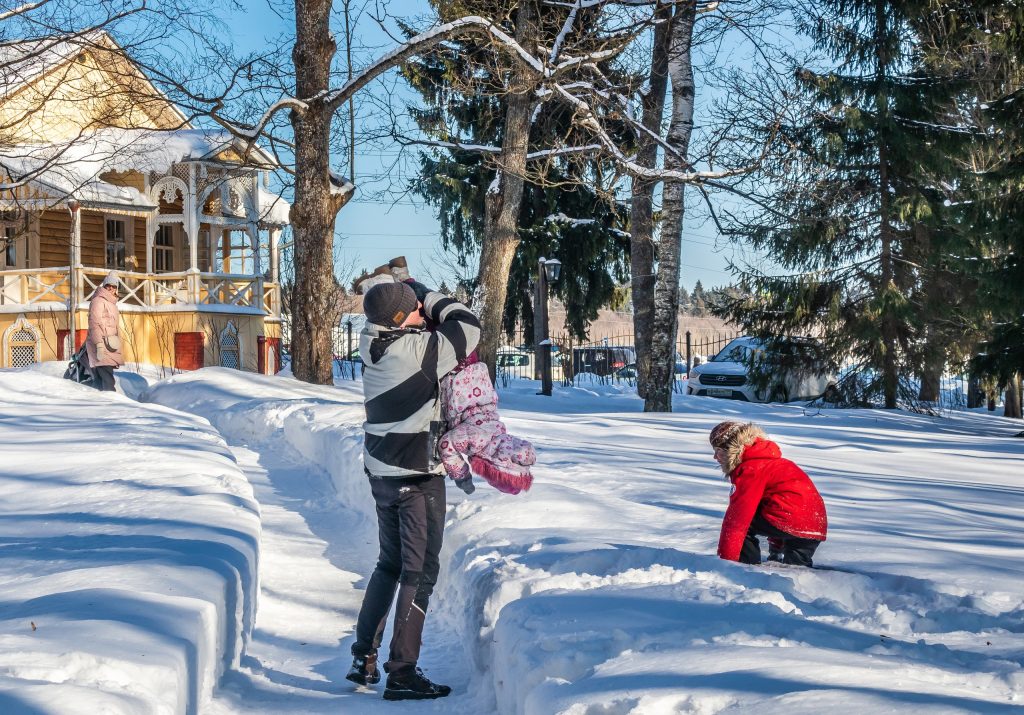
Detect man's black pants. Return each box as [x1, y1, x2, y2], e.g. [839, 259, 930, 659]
[352, 474, 445, 674]
[739, 512, 820, 567]
[91, 366, 116, 392]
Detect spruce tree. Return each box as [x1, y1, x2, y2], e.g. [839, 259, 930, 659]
[724, 0, 968, 408]
[400, 3, 632, 343]
[938, 2, 1024, 412]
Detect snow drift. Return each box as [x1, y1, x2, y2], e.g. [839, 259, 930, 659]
[0, 371, 260, 715]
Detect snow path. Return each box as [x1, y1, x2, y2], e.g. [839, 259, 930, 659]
[144, 371, 492, 713]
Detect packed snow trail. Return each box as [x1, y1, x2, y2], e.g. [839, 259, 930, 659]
[144, 370, 490, 713]
[143, 368, 1024, 714]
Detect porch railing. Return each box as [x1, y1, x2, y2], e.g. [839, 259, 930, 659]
[0, 267, 71, 307]
[2, 266, 279, 315]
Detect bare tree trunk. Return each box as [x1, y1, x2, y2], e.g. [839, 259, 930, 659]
[918, 337, 943, 403]
[643, 2, 695, 412]
[630, 4, 673, 401]
[289, 0, 349, 384]
[967, 374, 984, 408]
[1005, 373, 1023, 419]
[475, 1, 537, 381]
[875, 0, 899, 410]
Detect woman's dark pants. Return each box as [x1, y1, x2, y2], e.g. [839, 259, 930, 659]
[91, 366, 116, 392]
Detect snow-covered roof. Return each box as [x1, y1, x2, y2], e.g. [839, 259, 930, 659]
[257, 185, 290, 225]
[0, 149, 153, 209]
[1, 128, 282, 211]
[5, 127, 272, 176]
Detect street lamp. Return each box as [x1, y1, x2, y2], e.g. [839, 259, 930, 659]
[535, 256, 561, 396]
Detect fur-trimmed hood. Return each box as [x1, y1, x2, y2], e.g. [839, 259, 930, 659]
[719, 422, 767, 475]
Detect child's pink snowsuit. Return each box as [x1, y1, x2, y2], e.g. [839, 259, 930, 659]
[439, 361, 536, 494]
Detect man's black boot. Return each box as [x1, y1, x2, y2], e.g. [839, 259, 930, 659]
[346, 652, 380, 686]
[383, 666, 451, 701]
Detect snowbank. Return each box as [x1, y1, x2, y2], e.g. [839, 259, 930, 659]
[0, 371, 260, 714]
[144, 369, 1024, 714]
[143, 368, 372, 518]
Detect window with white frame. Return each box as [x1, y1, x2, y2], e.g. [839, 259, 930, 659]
[220, 323, 240, 369]
[216, 230, 254, 275]
[106, 218, 127, 269]
[154, 224, 174, 272]
[1, 210, 22, 269]
[2, 226, 15, 268]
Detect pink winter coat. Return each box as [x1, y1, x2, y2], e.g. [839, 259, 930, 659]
[87, 288, 125, 368]
[439, 361, 536, 494]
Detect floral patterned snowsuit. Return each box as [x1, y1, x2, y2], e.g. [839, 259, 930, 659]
[439, 361, 536, 494]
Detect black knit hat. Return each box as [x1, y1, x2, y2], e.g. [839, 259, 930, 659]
[363, 281, 417, 328]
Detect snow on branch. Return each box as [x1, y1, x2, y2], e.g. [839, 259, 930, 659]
[394, 135, 603, 162]
[553, 83, 752, 183]
[0, 0, 49, 21]
[322, 16, 545, 112]
[548, 0, 583, 65]
[214, 98, 310, 142]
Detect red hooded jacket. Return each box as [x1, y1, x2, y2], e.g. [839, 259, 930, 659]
[717, 439, 827, 561]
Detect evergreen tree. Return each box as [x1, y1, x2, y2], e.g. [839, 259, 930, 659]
[935, 2, 1024, 415]
[400, 2, 632, 342]
[691, 280, 707, 317]
[678, 285, 692, 314]
[723, 0, 968, 408]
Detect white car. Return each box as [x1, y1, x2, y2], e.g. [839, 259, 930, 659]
[686, 336, 836, 403]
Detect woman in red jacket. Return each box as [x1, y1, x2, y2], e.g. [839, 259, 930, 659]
[710, 421, 827, 567]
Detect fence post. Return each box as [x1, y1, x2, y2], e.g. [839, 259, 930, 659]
[685, 330, 692, 374]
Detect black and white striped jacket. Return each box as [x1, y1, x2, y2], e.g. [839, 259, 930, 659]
[360, 291, 481, 478]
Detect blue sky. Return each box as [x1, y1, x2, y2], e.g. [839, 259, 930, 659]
[222, 0, 747, 291]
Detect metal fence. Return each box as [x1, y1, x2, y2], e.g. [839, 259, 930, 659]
[329, 323, 986, 414]
[495, 328, 741, 390]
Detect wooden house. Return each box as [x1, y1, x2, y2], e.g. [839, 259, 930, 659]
[0, 32, 288, 373]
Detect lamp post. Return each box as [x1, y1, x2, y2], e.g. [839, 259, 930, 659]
[535, 256, 561, 396]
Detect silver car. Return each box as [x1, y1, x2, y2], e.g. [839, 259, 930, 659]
[686, 336, 836, 402]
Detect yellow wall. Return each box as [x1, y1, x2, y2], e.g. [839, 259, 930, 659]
[0, 44, 184, 143]
[0, 309, 280, 373]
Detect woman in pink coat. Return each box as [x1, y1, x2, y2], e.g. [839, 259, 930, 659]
[87, 271, 125, 391]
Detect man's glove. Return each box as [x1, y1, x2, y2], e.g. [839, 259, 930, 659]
[404, 279, 432, 304]
[453, 476, 475, 494]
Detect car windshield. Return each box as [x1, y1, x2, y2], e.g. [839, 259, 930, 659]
[711, 339, 824, 365]
[712, 342, 754, 363]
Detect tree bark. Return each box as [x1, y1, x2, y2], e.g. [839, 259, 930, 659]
[642, 2, 695, 412]
[630, 4, 673, 401]
[875, 0, 899, 409]
[1005, 373, 1023, 419]
[967, 374, 984, 409]
[475, 1, 537, 381]
[917, 337, 943, 403]
[289, 0, 349, 384]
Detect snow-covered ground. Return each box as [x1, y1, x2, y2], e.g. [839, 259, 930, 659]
[2, 365, 1022, 713]
[0, 370, 260, 714]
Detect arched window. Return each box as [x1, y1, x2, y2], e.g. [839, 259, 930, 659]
[220, 322, 240, 369]
[3, 316, 40, 368]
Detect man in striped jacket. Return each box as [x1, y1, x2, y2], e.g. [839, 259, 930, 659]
[347, 279, 480, 701]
